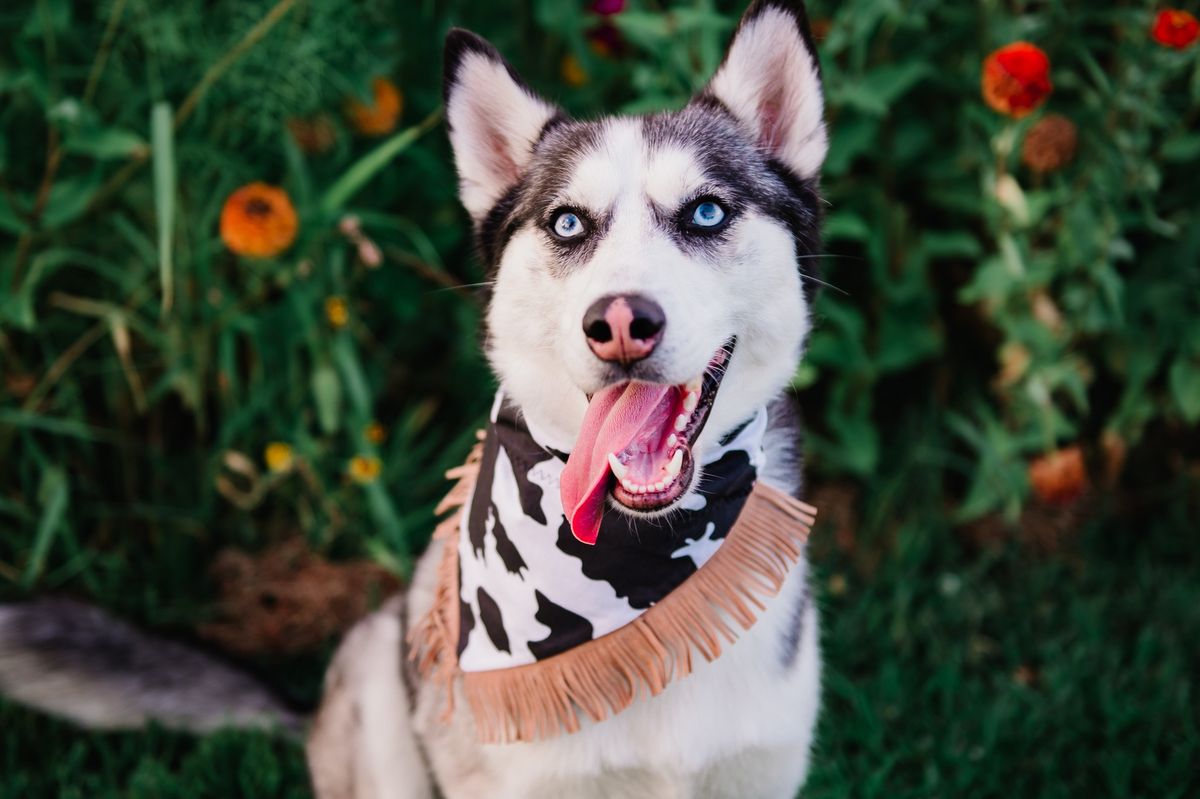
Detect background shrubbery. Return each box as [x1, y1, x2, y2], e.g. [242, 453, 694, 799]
[1, 1, 1198, 795]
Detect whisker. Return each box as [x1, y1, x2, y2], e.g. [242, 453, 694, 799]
[427, 280, 496, 294]
[795, 253, 864, 263]
[800, 273, 849, 295]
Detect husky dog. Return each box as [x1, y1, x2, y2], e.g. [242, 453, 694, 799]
[308, 1, 828, 796]
[0, 2, 827, 796]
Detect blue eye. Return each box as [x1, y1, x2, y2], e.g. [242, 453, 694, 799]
[691, 201, 726, 228]
[552, 211, 585, 239]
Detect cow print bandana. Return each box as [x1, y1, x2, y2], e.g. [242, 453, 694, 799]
[456, 392, 768, 672]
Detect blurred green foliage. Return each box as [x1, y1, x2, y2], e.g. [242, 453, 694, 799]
[1, 0, 1199, 794]
[0, 0, 1197, 667]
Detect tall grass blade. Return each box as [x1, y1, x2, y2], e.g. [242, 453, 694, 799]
[151, 101, 176, 315]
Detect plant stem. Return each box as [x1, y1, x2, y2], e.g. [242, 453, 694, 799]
[82, 0, 130, 108]
[175, 0, 304, 128]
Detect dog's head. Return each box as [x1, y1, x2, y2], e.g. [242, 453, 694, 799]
[445, 0, 826, 542]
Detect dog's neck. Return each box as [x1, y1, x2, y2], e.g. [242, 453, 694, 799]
[453, 392, 768, 672]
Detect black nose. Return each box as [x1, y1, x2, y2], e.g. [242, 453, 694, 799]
[582, 294, 666, 365]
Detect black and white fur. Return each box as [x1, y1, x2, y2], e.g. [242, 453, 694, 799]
[0, 2, 828, 796]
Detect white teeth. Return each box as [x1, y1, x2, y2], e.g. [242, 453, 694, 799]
[687, 379, 701, 393]
[683, 392, 698, 412]
[674, 414, 688, 431]
[666, 449, 683, 476]
[607, 453, 627, 479]
[654, 481, 666, 492]
[667, 434, 678, 448]
[636, 484, 648, 494]
[622, 478, 637, 492]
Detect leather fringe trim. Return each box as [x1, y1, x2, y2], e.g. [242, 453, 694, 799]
[407, 442, 816, 744]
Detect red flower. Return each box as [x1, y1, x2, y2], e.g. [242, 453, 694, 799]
[982, 42, 1052, 119]
[1152, 9, 1200, 49]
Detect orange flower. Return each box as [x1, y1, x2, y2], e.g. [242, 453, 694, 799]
[1028, 446, 1087, 506]
[345, 77, 403, 137]
[219, 183, 298, 258]
[365, 421, 386, 444]
[982, 42, 1052, 119]
[1152, 9, 1199, 49]
[348, 455, 382, 484]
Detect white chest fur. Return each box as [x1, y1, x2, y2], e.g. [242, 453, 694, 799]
[411, 543, 821, 799]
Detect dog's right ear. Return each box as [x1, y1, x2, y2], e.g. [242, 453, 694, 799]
[698, 0, 826, 180]
[444, 29, 560, 222]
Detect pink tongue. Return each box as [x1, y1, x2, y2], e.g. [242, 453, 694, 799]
[560, 381, 671, 544]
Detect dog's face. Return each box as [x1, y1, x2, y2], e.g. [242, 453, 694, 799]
[444, 1, 826, 540]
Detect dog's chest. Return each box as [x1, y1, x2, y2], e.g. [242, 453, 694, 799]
[413, 543, 821, 799]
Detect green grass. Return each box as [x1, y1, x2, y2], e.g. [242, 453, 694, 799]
[3, 501, 1196, 798]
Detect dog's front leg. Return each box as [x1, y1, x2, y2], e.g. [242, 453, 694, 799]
[307, 596, 433, 799]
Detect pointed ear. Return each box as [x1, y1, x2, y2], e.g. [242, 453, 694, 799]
[699, 0, 827, 179]
[443, 29, 561, 221]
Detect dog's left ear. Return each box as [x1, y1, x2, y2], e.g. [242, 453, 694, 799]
[698, 0, 826, 179]
[444, 29, 561, 222]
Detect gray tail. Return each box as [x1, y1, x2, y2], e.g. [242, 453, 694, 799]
[0, 599, 304, 735]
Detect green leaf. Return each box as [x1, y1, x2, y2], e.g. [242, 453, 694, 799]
[824, 115, 879, 177]
[41, 175, 101, 229]
[1161, 134, 1200, 163]
[877, 302, 942, 372]
[311, 363, 342, 434]
[332, 335, 372, 419]
[833, 63, 931, 116]
[24, 467, 70, 586]
[363, 481, 407, 561]
[820, 383, 879, 477]
[151, 101, 176, 315]
[921, 231, 982, 260]
[1169, 358, 1200, 424]
[320, 110, 441, 216]
[0, 409, 127, 444]
[65, 126, 148, 160]
[823, 211, 872, 244]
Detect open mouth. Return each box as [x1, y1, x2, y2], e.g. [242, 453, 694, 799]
[559, 339, 736, 544]
[608, 342, 734, 511]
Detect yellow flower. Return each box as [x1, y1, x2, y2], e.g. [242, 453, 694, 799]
[325, 296, 349, 328]
[264, 441, 295, 473]
[365, 421, 386, 444]
[348, 455, 382, 484]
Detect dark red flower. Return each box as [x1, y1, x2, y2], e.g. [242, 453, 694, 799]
[586, 22, 627, 57]
[590, 0, 626, 15]
[982, 42, 1052, 119]
[1152, 9, 1200, 49]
